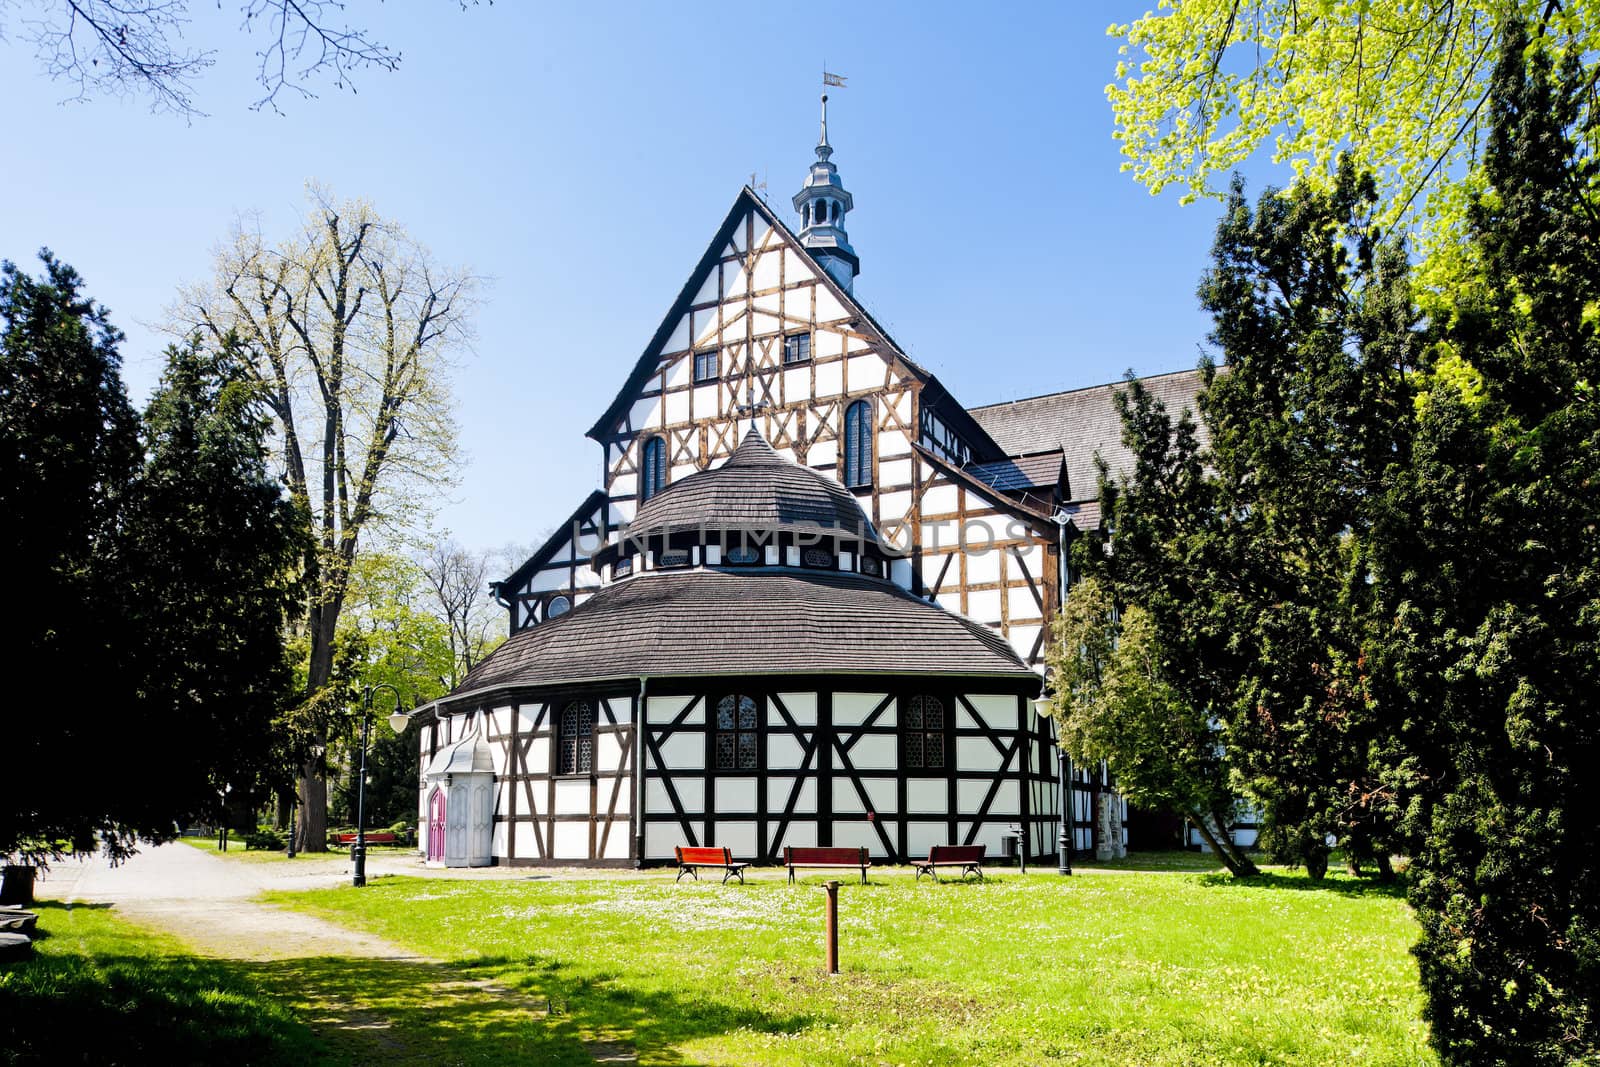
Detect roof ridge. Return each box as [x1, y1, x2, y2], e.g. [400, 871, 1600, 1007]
[969, 366, 1209, 413]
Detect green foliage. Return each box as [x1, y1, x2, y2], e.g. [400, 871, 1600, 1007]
[0, 256, 302, 863]
[1107, 0, 1600, 257]
[1044, 577, 1253, 873]
[1361, 23, 1600, 1063]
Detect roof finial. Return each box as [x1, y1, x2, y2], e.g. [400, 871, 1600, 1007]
[817, 92, 832, 161]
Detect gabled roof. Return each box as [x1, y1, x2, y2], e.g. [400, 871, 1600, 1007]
[441, 569, 1037, 705]
[966, 451, 1064, 494]
[584, 186, 1004, 462]
[494, 489, 609, 594]
[623, 425, 875, 541]
[969, 368, 1209, 502]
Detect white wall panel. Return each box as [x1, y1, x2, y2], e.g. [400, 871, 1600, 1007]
[493, 821, 508, 858]
[1009, 586, 1042, 621]
[959, 779, 1019, 818]
[527, 737, 551, 775]
[880, 458, 912, 487]
[967, 589, 1002, 623]
[595, 734, 625, 773]
[645, 821, 689, 861]
[629, 395, 663, 431]
[655, 731, 704, 770]
[768, 777, 816, 814]
[906, 821, 950, 858]
[968, 695, 1018, 730]
[814, 361, 843, 397]
[713, 821, 757, 857]
[906, 778, 948, 815]
[879, 491, 912, 523]
[773, 821, 816, 850]
[601, 825, 632, 860]
[554, 779, 590, 815]
[923, 483, 960, 516]
[849, 732, 898, 771]
[832, 820, 894, 857]
[774, 692, 817, 725]
[664, 390, 690, 424]
[879, 429, 911, 457]
[966, 548, 1002, 585]
[766, 733, 806, 770]
[957, 736, 1004, 773]
[553, 821, 588, 859]
[833, 692, 888, 726]
[715, 777, 757, 813]
[646, 696, 696, 724]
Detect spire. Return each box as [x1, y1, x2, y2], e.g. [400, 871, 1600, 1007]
[793, 89, 859, 293]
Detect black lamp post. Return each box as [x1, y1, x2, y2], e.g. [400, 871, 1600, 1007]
[353, 683, 410, 888]
[1033, 696, 1073, 876]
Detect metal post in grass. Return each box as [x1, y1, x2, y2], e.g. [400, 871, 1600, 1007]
[822, 880, 840, 975]
[353, 683, 410, 888]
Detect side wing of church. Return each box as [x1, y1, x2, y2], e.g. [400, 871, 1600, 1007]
[414, 97, 1210, 868]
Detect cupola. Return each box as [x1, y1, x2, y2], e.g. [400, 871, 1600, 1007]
[792, 93, 860, 293]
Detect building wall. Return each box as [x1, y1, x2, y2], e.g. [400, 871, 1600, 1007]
[421, 678, 1066, 866]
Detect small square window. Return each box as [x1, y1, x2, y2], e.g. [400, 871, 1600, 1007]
[784, 334, 811, 365]
[694, 349, 719, 382]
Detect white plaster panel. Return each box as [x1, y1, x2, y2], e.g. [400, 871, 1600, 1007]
[782, 248, 814, 285]
[655, 731, 704, 770]
[965, 548, 1002, 585]
[773, 820, 816, 851]
[601, 823, 632, 860]
[515, 704, 543, 734]
[645, 695, 694, 724]
[879, 429, 911, 457]
[664, 775, 705, 815]
[725, 263, 748, 298]
[783, 368, 810, 403]
[692, 383, 719, 415]
[493, 821, 508, 858]
[664, 390, 690, 424]
[906, 778, 948, 815]
[809, 440, 837, 468]
[553, 821, 588, 859]
[750, 310, 782, 337]
[831, 820, 893, 857]
[629, 395, 662, 431]
[968, 694, 1019, 731]
[879, 491, 912, 524]
[922, 482, 959, 517]
[769, 776, 816, 814]
[907, 822, 950, 858]
[553, 779, 590, 816]
[960, 778, 1019, 817]
[712, 821, 757, 857]
[691, 308, 719, 345]
[848, 732, 898, 771]
[692, 267, 721, 307]
[645, 822, 687, 861]
[610, 472, 638, 499]
[715, 777, 757, 814]
[753, 291, 781, 316]
[604, 699, 633, 726]
[1009, 586, 1042, 622]
[595, 733, 626, 773]
[765, 733, 806, 770]
[967, 589, 1002, 624]
[957, 736, 1004, 773]
[527, 737, 551, 775]
[604, 781, 631, 816]
[830, 778, 864, 815]
[664, 315, 689, 354]
[665, 351, 692, 390]
[958, 821, 1009, 854]
[880, 458, 912, 488]
[833, 692, 888, 727]
[491, 706, 513, 736]
[753, 249, 782, 291]
[774, 692, 817, 725]
[814, 361, 843, 398]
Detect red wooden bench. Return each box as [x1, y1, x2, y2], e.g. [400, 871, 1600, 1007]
[784, 845, 872, 884]
[674, 845, 750, 885]
[330, 831, 398, 846]
[914, 844, 987, 882]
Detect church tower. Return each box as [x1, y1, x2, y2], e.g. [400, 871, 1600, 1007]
[792, 93, 860, 293]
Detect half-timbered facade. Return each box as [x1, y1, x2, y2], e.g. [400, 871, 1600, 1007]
[415, 100, 1211, 867]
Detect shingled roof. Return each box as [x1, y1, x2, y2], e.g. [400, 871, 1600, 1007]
[969, 368, 1209, 502]
[625, 426, 876, 541]
[443, 569, 1036, 704]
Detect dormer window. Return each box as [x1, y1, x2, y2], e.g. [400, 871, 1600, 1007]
[784, 333, 811, 365]
[693, 349, 719, 383]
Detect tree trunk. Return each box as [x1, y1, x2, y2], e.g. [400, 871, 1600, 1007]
[296, 598, 341, 852]
[1375, 852, 1396, 882]
[296, 765, 327, 854]
[1304, 845, 1330, 881]
[1190, 813, 1259, 877]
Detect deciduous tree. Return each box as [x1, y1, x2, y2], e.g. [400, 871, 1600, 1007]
[174, 187, 476, 850]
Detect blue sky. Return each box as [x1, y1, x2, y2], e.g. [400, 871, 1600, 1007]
[1, 2, 1248, 557]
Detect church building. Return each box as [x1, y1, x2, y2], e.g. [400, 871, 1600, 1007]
[414, 96, 1205, 868]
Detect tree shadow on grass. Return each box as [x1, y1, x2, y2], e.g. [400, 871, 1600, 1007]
[1198, 871, 1410, 899]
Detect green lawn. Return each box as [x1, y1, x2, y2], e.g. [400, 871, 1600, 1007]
[271, 865, 1436, 1066]
[0, 901, 329, 1066]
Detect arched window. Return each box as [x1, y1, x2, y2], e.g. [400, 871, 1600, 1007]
[843, 400, 872, 488]
[803, 203, 811, 226]
[641, 436, 666, 501]
[547, 595, 571, 619]
[557, 700, 596, 775]
[821, 200, 832, 223]
[714, 694, 760, 770]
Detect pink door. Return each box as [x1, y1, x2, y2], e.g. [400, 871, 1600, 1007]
[428, 788, 447, 861]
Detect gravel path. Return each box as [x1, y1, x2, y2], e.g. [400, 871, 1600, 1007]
[49, 844, 637, 1064]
